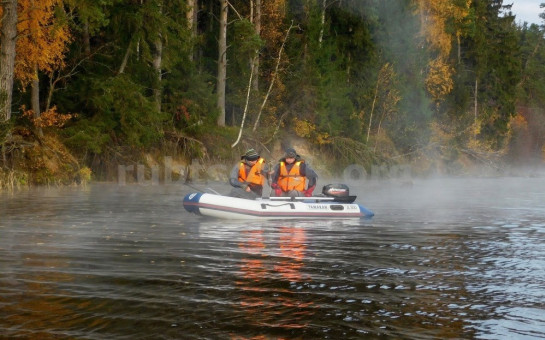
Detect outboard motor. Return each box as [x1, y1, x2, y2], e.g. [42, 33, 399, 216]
[322, 184, 349, 197]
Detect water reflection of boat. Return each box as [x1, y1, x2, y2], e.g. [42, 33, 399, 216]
[183, 184, 374, 220]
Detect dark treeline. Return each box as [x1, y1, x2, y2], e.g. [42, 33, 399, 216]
[1, 0, 545, 186]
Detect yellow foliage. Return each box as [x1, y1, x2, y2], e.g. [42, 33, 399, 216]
[508, 114, 528, 131]
[293, 118, 315, 138]
[416, 0, 471, 57]
[14, 0, 71, 86]
[293, 118, 331, 145]
[426, 58, 454, 101]
[316, 131, 331, 145]
[416, 0, 471, 101]
[467, 117, 508, 156]
[78, 167, 92, 184]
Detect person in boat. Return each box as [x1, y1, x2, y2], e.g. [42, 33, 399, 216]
[228, 148, 270, 199]
[270, 147, 317, 197]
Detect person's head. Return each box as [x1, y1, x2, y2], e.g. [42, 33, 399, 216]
[242, 148, 260, 164]
[284, 148, 297, 164]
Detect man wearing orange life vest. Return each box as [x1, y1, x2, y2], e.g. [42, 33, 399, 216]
[228, 148, 270, 199]
[270, 147, 317, 197]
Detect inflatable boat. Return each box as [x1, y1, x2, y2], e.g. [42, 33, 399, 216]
[183, 184, 374, 220]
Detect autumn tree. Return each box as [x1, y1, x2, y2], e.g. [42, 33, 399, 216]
[16, 0, 70, 122]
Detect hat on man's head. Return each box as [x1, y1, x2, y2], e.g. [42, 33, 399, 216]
[284, 147, 297, 158]
[243, 148, 260, 161]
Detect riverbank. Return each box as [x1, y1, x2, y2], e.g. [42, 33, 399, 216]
[1, 126, 540, 191]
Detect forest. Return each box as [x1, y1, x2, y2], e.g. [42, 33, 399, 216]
[1, 0, 545, 188]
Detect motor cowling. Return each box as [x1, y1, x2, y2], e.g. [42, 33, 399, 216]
[322, 184, 349, 197]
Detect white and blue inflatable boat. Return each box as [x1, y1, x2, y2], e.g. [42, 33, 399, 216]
[183, 184, 374, 220]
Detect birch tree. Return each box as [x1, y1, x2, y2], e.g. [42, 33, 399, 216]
[152, 1, 163, 112]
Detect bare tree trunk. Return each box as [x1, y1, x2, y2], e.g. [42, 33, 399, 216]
[31, 64, 43, 137]
[119, 41, 132, 74]
[187, 0, 196, 32]
[187, 0, 197, 61]
[366, 75, 379, 143]
[518, 38, 541, 89]
[250, 0, 254, 23]
[457, 34, 461, 65]
[474, 78, 478, 137]
[346, 52, 351, 82]
[318, 0, 326, 47]
[217, 0, 228, 126]
[31, 65, 40, 118]
[151, 2, 163, 112]
[251, 0, 261, 90]
[0, 0, 18, 122]
[83, 18, 91, 55]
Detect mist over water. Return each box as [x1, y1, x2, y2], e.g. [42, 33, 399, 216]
[1, 176, 545, 339]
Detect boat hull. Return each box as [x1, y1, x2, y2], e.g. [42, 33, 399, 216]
[183, 193, 374, 220]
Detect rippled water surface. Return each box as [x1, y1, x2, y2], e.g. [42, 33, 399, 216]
[1, 177, 545, 339]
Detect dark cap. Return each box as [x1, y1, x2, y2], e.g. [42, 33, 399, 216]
[243, 148, 259, 161]
[284, 148, 297, 158]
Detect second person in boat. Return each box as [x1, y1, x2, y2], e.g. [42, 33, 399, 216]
[270, 147, 318, 197]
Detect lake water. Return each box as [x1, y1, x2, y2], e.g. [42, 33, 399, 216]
[1, 177, 545, 339]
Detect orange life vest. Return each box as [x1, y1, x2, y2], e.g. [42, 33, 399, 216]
[278, 161, 305, 192]
[238, 158, 265, 186]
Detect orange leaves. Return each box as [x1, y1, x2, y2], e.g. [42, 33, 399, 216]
[15, 0, 71, 86]
[426, 58, 454, 102]
[22, 105, 76, 128]
[175, 99, 192, 121]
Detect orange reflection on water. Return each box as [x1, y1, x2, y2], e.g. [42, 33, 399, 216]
[274, 226, 307, 282]
[238, 230, 267, 282]
[234, 226, 314, 338]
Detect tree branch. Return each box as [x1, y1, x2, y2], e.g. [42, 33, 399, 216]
[231, 54, 257, 148]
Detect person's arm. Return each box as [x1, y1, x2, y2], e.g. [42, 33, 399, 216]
[301, 163, 317, 196]
[229, 163, 244, 188]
